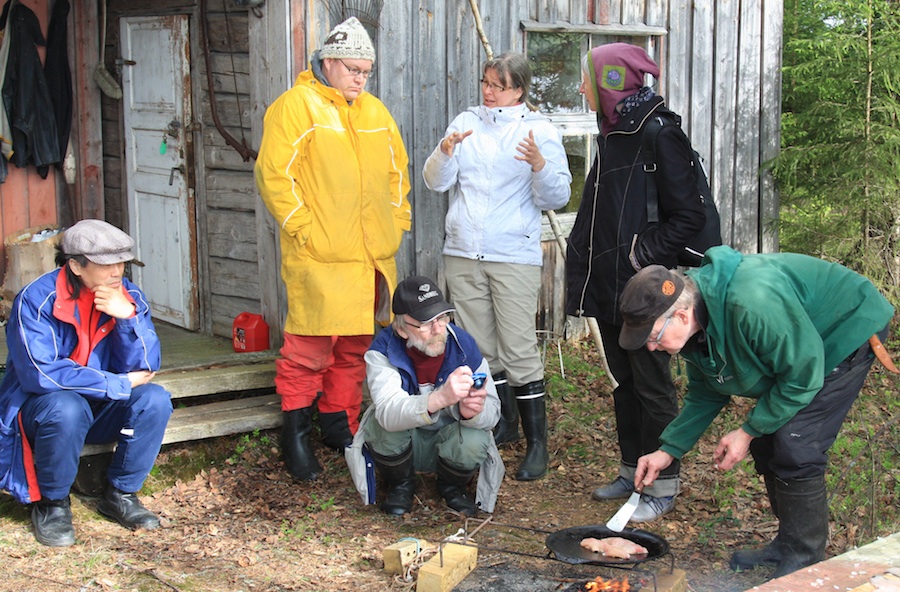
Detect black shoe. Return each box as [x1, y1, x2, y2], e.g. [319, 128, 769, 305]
[97, 487, 160, 530]
[32, 497, 76, 547]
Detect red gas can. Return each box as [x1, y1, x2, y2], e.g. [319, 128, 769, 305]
[232, 313, 270, 352]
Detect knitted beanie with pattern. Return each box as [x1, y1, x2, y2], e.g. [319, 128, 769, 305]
[319, 17, 375, 62]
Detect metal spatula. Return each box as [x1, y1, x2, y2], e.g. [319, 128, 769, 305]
[605, 487, 642, 532]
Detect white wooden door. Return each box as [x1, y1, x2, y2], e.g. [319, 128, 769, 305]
[120, 15, 198, 329]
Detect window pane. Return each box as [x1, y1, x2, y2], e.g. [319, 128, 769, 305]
[527, 33, 585, 114]
[557, 135, 593, 213]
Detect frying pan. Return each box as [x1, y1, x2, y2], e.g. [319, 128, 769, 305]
[545, 525, 670, 565]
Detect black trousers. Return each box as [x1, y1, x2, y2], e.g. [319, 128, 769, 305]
[599, 320, 681, 481]
[750, 327, 886, 480]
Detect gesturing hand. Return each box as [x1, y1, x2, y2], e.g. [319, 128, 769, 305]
[515, 130, 546, 172]
[440, 130, 473, 155]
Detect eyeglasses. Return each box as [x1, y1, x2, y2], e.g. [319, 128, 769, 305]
[646, 316, 673, 345]
[339, 59, 372, 80]
[480, 78, 510, 93]
[405, 313, 451, 332]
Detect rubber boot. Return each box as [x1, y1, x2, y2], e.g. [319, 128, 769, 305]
[436, 458, 478, 516]
[319, 410, 354, 450]
[514, 381, 549, 481]
[491, 372, 520, 446]
[370, 446, 416, 516]
[771, 475, 828, 578]
[281, 406, 322, 481]
[730, 475, 782, 570]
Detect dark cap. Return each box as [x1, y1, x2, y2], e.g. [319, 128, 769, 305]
[62, 219, 137, 265]
[619, 265, 684, 350]
[392, 276, 456, 323]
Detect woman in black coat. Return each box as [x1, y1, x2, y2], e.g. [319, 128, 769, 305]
[566, 43, 705, 522]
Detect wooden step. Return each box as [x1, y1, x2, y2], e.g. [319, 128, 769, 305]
[156, 361, 276, 399]
[82, 393, 282, 456]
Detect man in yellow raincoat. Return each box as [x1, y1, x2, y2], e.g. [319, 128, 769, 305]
[255, 17, 411, 481]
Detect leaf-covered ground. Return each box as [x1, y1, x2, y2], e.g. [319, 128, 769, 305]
[1, 339, 897, 591]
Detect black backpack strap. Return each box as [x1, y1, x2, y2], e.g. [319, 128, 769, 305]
[642, 116, 665, 224]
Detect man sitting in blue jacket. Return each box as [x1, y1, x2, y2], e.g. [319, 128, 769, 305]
[359, 275, 502, 516]
[0, 219, 173, 546]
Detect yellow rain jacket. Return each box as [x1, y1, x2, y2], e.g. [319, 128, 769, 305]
[255, 68, 411, 336]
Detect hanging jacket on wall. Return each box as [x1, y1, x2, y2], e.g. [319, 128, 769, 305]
[44, 0, 72, 166]
[1, 2, 61, 179]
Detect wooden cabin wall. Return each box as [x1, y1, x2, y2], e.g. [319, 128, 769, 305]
[105, 0, 257, 336]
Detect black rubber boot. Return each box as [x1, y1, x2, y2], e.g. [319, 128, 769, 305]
[730, 475, 782, 570]
[491, 372, 520, 446]
[514, 381, 549, 481]
[31, 496, 75, 547]
[370, 446, 416, 516]
[319, 410, 354, 450]
[436, 458, 478, 516]
[771, 475, 828, 578]
[281, 406, 322, 481]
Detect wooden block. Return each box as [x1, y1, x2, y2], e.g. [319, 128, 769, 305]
[656, 568, 687, 592]
[383, 538, 430, 575]
[416, 543, 477, 592]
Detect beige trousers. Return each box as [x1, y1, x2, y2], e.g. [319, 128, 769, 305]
[443, 255, 543, 386]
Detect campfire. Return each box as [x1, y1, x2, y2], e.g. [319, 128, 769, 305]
[578, 575, 640, 591]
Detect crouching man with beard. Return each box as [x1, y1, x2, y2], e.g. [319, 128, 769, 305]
[352, 275, 504, 516]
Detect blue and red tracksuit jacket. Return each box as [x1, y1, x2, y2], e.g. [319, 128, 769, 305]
[0, 268, 161, 503]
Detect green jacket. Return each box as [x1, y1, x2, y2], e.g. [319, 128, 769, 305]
[659, 246, 893, 459]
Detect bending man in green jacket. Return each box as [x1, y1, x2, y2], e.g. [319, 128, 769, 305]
[624, 246, 893, 579]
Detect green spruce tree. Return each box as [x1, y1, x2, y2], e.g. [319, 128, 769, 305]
[776, 0, 900, 302]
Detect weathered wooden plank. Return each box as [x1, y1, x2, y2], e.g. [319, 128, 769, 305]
[664, 0, 691, 121]
[207, 209, 258, 262]
[205, 170, 258, 211]
[155, 363, 276, 399]
[161, 394, 282, 444]
[759, 0, 784, 252]
[209, 52, 250, 76]
[733, 0, 762, 254]
[206, 143, 256, 172]
[82, 394, 282, 456]
[713, 0, 740, 247]
[687, 0, 713, 157]
[205, 14, 250, 53]
[209, 257, 263, 300]
[102, 157, 121, 182]
[406, 1, 448, 283]
[211, 70, 250, 95]
[200, 94, 253, 131]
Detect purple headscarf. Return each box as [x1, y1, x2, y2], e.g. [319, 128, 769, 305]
[587, 43, 660, 135]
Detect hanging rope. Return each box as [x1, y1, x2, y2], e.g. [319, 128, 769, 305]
[465, 0, 617, 389]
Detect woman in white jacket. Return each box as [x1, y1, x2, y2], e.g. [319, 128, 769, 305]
[423, 52, 572, 480]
